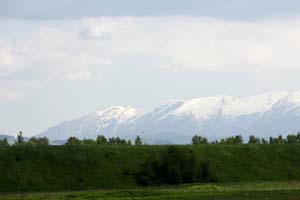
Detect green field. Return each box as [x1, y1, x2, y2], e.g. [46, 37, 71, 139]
[1, 144, 300, 192]
[1, 181, 300, 200]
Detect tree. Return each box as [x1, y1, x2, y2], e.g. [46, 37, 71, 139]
[234, 135, 243, 144]
[210, 140, 219, 144]
[66, 137, 81, 145]
[192, 135, 208, 145]
[225, 136, 235, 144]
[297, 132, 300, 142]
[199, 160, 214, 183]
[135, 136, 143, 146]
[108, 137, 117, 145]
[287, 134, 298, 144]
[261, 138, 268, 144]
[220, 138, 226, 144]
[27, 137, 49, 146]
[16, 131, 24, 145]
[277, 135, 284, 144]
[137, 146, 215, 186]
[269, 135, 285, 144]
[83, 138, 96, 144]
[107, 137, 128, 145]
[248, 135, 261, 144]
[223, 135, 243, 144]
[0, 138, 9, 146]
[96, 135, 107, 145]
[269, 137, 276, 144]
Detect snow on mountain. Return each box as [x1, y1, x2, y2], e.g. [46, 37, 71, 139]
[271, 90, 300, 114]
[37, 90, 300, 144]
[96, 106, 141, 128]
[171, 90, 289, 120]
[38, 106, 141, 140]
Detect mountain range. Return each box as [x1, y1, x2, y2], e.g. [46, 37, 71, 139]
[0, 134, 16, 144]
[37, 90, 300, 144]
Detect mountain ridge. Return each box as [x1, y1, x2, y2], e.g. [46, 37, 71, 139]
[37, 90, 300, 144]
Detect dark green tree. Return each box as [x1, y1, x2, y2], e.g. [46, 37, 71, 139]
[269, 137, 276, 144]
[220, 138, 226, 144]
[66, 137, 81, 145]
[135, 136, 143, 146]
[0, 138, 9, 146]
[234, 135, 243, 144]
[223, 135, 243, 144]
[261, 138, 268, 144]
[27, 137, 49, 146]
[277, 135, 284, 144]
[199, 160, 214, 183]
[248, 135, 261, 144]
[210, 140, 219, 144]
[137, 146, 214, 186]
[96, 135, 107, 145]
[107, 137, 128, 145]
[225, 136, 235, 144]
[83, 138, 96, 144]
[192, 135, 208, 145]
[297, 132, 300, 142]
[287, 134, 298, 144]
[16, 131, 24, 145]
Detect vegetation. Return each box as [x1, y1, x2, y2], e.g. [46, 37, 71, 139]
[248, 135, 261, 144]
[137, 146, 215, 185]
[16, 131, 24, 145]
[26, 137, 49, 146]
[6, 132, 300, 147]
[1, 132, 300, 193]
[65, 135, 132, 146]
[190, 133, 300, 145]
[134, 136, 143, 146]
[96, 135, 107, 144]
[0, 138, 9, 146]
[192, 135, 208, 144]
[1, 181, 300, 200]
[1, 144, 300, 192]
[220, 135, 243, 144]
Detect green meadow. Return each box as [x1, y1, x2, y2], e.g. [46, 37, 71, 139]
[2, 181, 300, 200]
[1, 144, 300, 199]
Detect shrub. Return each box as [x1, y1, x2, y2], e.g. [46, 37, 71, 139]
[137, 146, 215, 186]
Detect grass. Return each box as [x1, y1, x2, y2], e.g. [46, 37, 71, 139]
[1, 181, 300, 200]
[1, 144, 300, 192]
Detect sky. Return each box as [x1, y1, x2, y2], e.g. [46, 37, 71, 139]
[1, 0, 300, 136]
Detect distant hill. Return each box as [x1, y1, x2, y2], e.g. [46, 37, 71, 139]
[0, 134, 15, 144]
[37, 90, 300, 144]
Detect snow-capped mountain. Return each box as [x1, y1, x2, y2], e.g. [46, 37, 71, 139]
[37, 90, 300, 144]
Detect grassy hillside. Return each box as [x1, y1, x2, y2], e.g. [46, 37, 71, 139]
[1, 144, 300, 192]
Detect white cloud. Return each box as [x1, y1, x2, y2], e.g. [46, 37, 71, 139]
[77, 17, 300, 74]
[1, 16, 300, 100]
[81, 17, 134, 39]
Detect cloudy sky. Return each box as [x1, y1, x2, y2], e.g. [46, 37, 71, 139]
[1, 0, 300, 136]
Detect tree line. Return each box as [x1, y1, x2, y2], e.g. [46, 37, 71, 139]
[2, 131, 300, 146]
[65, 135, 143, 146]
[0, 132, 49, 146]
[192, 133, 300, 145]
[0, 131, 144, 146]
